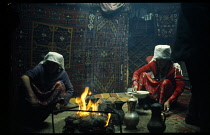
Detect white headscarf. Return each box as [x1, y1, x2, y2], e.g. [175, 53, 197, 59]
[100, 3, 125, 13]
[39, 52, 65, 69]
[150, 45, 171, 62]
[149, 45, 182, 76]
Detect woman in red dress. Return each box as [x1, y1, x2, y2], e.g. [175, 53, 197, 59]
[132, 45, 184, 111]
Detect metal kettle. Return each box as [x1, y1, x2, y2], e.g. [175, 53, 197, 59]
[124, 96, 139, 130]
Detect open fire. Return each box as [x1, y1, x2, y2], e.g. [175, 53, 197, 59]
[63, 87, 114, 133]
[75, 87, 111, 127]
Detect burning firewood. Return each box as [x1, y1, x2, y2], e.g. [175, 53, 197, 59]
[63, 87, 115, 133]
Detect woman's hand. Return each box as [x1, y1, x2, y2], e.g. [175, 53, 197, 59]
[132, 81, 138, 92]
[132, 85, 138, 92]
[26, 95, 40, 107]
[21, 75, 40, 107]
[164, 100, 170, 112]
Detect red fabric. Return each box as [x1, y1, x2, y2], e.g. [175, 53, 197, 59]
[132, 61, 184, 103]
[146, 56, 153, 63]
[32, 81, 66, 106]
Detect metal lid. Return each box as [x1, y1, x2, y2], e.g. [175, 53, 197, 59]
[127, 96, 137, 102]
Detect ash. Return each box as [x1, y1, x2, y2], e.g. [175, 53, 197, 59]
[62, 113, 114, 133]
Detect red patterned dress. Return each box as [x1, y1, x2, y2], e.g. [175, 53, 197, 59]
[132, 61, 184, 104]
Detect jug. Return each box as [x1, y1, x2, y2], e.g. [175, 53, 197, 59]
[124, 96, 139, 130]
[112, 101, 125, 125]
[147, 103, 166, 133]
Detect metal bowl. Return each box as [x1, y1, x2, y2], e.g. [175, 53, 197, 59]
[132, 91, 149, 99]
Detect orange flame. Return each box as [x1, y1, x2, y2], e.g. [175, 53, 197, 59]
[104, 113, 111, 127]
[75, 87, 90, 116]
[75, 87, 111, 127]
[75, 87, 100, 116]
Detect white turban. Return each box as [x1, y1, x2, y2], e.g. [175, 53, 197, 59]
[39, 52, 65, 69]
[153, 45, 171, 60]
[150, 45, 182, 76]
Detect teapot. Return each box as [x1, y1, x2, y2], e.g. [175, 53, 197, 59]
[124, 96, 139, 130]
[147, 103, 166, 133]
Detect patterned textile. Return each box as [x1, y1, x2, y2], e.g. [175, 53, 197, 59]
[138, 72, 174, 104]
[154, 5, 179, 38]
[31, 21, 73, 69]
[32, 81, 66, 106]
[132, 59, 184, 103]
[69, 92, 130, 104]
[86, 10, 129, 94]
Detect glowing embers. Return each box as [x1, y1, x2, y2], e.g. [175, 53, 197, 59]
[63, 87, 113, 133]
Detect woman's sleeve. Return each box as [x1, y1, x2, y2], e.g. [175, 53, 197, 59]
[132, 62, 154, 82]
[168, 68, 185, 103]
[23, 64, 42, 80]
[63, 71, 74, 106]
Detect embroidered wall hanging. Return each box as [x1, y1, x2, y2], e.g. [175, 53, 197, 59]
[31, 21, 73, 69]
